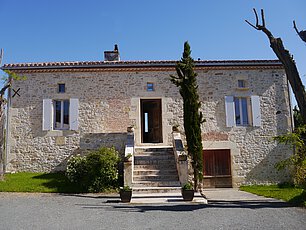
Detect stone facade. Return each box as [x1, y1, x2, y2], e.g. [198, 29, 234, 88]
[2, 60, 293, 186]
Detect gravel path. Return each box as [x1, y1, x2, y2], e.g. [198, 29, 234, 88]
[0, 190, 305, 230]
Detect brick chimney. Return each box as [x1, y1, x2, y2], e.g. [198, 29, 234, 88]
[104, 44, 120, 61]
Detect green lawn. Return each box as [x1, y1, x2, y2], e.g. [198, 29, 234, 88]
[240, 184, 306, 207]
[0, 172, 83, 193]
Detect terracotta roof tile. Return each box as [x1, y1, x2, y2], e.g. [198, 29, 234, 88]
[1, 59, 283, 70]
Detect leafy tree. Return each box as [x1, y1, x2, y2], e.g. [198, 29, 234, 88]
[170, 41, 204, 190]
[293, 106, 303, 128]
[274, 125, 306, 188]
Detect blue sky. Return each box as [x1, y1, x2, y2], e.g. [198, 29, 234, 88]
[0, 0, 305, 86]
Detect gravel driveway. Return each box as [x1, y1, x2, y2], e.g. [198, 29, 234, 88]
[0, 189, 305, 230]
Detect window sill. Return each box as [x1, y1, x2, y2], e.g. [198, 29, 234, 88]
[235, 125, 251, 127]
[45, 130, 77, 137]
[235, 87, 249, 91]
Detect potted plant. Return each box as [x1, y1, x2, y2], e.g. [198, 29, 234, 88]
[124, 153, 132, 162]
[127, 125, 135, 133]
[181, 182, 194, 201]
[120, 186, 132, 202]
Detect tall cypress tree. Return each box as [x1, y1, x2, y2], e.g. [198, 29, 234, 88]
[170, 41, 204, 190]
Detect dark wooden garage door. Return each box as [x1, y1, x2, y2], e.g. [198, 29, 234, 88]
[203, 149, 232, 188]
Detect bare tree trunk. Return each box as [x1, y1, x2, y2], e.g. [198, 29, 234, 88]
[0, 83, 10, 180]
[246, 9, 306, 124]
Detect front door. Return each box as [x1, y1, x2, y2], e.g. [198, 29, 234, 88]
[141, 99, 162, 143]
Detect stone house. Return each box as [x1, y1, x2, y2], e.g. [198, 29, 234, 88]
[1, 47, 293, 188]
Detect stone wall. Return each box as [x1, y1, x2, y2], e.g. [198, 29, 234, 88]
[6, 66, 293, 186]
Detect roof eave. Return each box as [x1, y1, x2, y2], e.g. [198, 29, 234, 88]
[1, 60, 284, 71]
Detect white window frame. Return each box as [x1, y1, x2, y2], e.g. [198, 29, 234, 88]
[225, 95, 261, 127]
[54, 100, 70, 130]
[42, 98, 79, 131]
[234, 97, 250, 126]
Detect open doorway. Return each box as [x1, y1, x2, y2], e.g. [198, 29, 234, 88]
[141, 99, 162, 143]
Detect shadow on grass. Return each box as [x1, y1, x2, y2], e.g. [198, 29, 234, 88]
[289, 190, 306, 207]
[32, 172, 85, 193]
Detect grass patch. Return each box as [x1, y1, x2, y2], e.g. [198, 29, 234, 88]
[0, 172, 85, 193]
[240, 184, 306, 207]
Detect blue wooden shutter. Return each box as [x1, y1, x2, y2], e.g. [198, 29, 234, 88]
[69, 98, 79, 131]
[225, 96, 235, 127]
[251, 95, 261, 127]
[42, 99, 52, 131]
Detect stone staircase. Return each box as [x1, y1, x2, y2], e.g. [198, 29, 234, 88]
[132, 147, 181, 194]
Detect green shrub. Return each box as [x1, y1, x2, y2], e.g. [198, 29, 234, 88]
[295, 159, 306, 188]
[66, 147, 120, 192]
[274, 125, 306, 188]
[66, 155, 87, 183]
[120, 185, 132, 191]
[182, 182, 193, 190]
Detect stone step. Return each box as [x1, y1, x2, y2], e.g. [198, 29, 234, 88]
[133, 174, 179, 181]
[134, 151, 173, 156]
[134, 159, 176, 165]
[133, 169, 178, 176]
[135, 147, 173, 153]
[134, 155, 175, 160]
[132, 146, 179, 192]
[134, 164, 177, 170]
[132, 186, 182, 194]
[132, 181, 181, 187]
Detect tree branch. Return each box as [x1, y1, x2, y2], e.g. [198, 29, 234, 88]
[246, 8, 306, 124]
[245, 19, 258, 30]
[0, 83, 11, 96]
[261, 9, 265, 27]
[293, 20, 306, 43]
[293, 20, 299, 35]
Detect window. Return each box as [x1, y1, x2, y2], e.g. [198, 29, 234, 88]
[225, 95, 261, 127]
[58, 84, 65, 93]
[237, 80, 246, 88]
[234, 97, 249, 126]
[147, 83, 154, 91]
[54, 100, 69, 129]
[42, 98, 79, 131]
